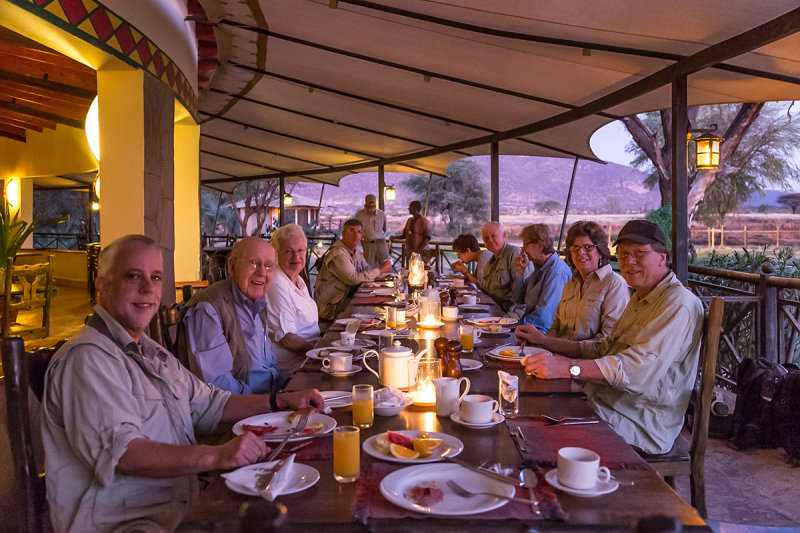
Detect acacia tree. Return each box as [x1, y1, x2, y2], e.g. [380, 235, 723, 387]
[228, 180, 295, 235]
[403, 159, 489, 237]
[777, 193, 800, 214]
[622, 102, 800, 224]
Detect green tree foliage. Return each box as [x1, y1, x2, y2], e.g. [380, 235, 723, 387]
[200, 189, 239, 235]
[624, 102, 800, 223]
[402, 160, 489, 237]
[534, 200, 561, 214]
[777, 192, 800, 214]
[645, 204, 672, 251]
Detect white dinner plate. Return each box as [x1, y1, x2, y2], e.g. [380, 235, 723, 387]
[363, 430, 463, 464]
[449, 412, 504, 429]
[459, 359, 483, 371]
[353, 312, 383, 320]
[305, 347, 364, 360]
[361, 328, 415, 338]
[469, 316, 517, 327]
[487, 344, 543, 361]
[417, 320, 445, 329]
[321, 390, 352, 408]
[544, 469, 619, 497]
[222, 461, 320, 497]
[380, 463, 513, 515]
[321, 364, 363, 376]
[233, 412, 337, 441]
[334, 317, 380, 327]
[479, 326, 511, 336]
[331, 339, 376, 349]
[458, 304, 491, 313]
[359, 288, 395, 296]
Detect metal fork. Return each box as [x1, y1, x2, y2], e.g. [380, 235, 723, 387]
[518, 339, 527, 358]
[446, 480, 539, 505]
[267, 413, 309, 461]
[534, 414, 597, 423]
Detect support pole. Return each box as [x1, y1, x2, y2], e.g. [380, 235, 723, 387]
[378, 165, 385, 211]
[491, 141, 499, 222]
[558, 157, 580, 250]
[424, 173, 433, 216]
[671, 75, 689, 285]
[279, 176, 285, 228]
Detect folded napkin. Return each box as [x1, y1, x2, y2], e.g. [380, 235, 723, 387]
[374, 385, 410, 408]
[262, 453, 295, 501]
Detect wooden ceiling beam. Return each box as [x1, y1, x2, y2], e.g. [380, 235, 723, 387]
[0, 99, 83, 129]
[0, 106, 55, 129]
[0, 86, 88, 119]
[0, 78, 91, 108]
[0, 111, 47, 132]
[0, 121, 25, 142]
[0, 55, 96, 95]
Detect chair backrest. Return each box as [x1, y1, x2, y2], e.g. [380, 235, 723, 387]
[1, 336, 50, 532]
[689, 295, 724, 515]
[6, 256, 56, 339]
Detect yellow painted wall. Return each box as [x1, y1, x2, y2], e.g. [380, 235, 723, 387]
[174, 102, 200, 281]
[98, 68, 146, 244]
[0, 125, 97, 179]
[16, 250, 88, 287]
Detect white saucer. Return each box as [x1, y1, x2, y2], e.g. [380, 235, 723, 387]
[460, 359, 483, 371]
[449, 412, 504, 429]
[544, 469, 619, 497]
[321, 364, 362, 376]
[442, 315, 461, 321]
[331, 339, 375, 349]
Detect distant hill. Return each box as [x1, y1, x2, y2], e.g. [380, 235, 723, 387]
[291, 156, 659, 218]
[743, 189, 797, 209]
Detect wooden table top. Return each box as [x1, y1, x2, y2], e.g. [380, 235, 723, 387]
[180, 284, 707, 532]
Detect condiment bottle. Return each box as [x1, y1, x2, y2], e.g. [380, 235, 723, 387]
[434, 336, 450, 368]
[448, 288, 458, 307]
[445, 340, 463, 378]
[439, 290, 449, 308]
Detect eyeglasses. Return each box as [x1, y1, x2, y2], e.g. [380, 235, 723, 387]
[617, 249, 657, 262]
[244, 259, 275, 272]
[568, 244, 597, 254]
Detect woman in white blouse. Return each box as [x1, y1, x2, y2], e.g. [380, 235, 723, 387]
[267, 224, 321, 376]
[516, 221, 629, 352]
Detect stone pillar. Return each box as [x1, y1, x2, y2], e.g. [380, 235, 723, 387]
[98, 68, 176, 304]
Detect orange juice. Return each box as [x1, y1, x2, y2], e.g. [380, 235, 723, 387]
[333, 426, 360, 483]
[460, 332, 474, 351]
[352, 397, 374, 428]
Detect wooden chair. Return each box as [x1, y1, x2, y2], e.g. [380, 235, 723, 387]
[642, 295, 724, 518]
[6, 256, 56, 339]
[2, 336, 57, 533]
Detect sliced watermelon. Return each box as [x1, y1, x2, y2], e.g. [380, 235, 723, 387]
[386, 430, 414, 450]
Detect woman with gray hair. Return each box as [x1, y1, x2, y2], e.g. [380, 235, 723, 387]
[266, 224, 320, 376]
[515, 220, 629, 352]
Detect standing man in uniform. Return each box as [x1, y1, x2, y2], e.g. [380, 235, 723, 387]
[355, 194, 390, 268]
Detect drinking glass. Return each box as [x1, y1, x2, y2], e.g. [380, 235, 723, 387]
[333, 426, 360, 483]
[459, 324, 476, 351]
[386, 306, 397, 328]
[351, 384, 374, 428]
[499, 373, 519, 417]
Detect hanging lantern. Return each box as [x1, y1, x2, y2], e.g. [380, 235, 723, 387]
[85, 96, 100, 160]
[384, 185, 396, 202]
[693, 132, 723, 170]
[5, 178, 20, 209]
[283, 193, 293, 206]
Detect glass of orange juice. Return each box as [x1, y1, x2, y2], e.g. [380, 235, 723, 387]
[352, 384, 374, 428]
[333, 425, 360, 483]
[459, 324, 476, 351]
[386, 306, 397, 329]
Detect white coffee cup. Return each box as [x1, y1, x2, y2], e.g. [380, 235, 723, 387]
[462, 294, 477, 306]
[322, 352, 353, 372]
[442, 306, 458, 320]
[453, 278, 465, 288]
[459, 394, 498, 424]
[433, 376, 470, 417]
[395, 307, 406, 325]
[340, 331, 356, 346]
[556, 447, 611, 490]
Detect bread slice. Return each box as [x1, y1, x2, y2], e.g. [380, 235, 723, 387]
[288, 406, 315, 423]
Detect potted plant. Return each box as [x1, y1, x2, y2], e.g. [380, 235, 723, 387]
[0, 204, 37, 337]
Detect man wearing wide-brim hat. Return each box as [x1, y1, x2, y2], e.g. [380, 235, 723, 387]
[520, 219, 704, 455]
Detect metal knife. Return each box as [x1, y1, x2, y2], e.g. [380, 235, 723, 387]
[443, 456, 522, 486]
[259, 457, 287, 493]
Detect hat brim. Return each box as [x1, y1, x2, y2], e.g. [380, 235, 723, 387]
[612, 235, 665, 247]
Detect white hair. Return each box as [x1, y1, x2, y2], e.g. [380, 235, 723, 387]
[481, 221, 504, 235]
[97, 235, 159, 278]
[270, 224, 307, 255]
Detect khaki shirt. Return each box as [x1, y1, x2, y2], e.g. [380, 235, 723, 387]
[482, 243, 525, 311]
[314, 240, 381, 320]
[43, 305, 230, 532]
[548, 264, 630, 342]
[580, 272, 703, 454]
[355, 207, 387, 241]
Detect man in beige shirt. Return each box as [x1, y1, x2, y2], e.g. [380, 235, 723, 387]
[355, 194, 389, 268]
[520, 220, 703, 454]
[314, 218, 392, 321]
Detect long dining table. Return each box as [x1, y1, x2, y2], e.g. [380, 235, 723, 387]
[179, 281, 709, 532]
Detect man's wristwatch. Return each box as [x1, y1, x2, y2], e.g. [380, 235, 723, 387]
[568, 360, 581, 379]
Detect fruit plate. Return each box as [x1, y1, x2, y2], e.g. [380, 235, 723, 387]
[363, 430, 463, 463]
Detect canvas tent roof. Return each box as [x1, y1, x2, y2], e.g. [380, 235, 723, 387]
[198, 1, 800, 192]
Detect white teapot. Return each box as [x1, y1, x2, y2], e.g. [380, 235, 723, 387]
[364, 341, 428, 389]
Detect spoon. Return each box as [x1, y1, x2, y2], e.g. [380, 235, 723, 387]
[521, 469, 541, 516]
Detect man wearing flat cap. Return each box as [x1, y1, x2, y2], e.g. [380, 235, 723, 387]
[519, 220, 703, 454]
